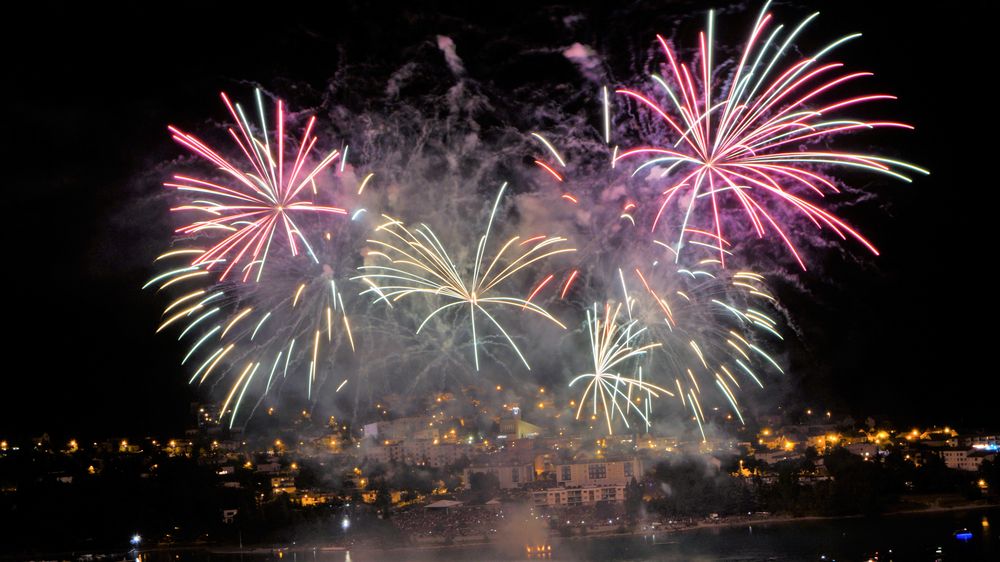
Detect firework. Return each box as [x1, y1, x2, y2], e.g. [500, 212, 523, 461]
[356, 184, 575, 370]
[523, 87, 790, 437]
[147, 249, 358, 428]
[569, 301, 673, 434]
[615, 1, 928, 269]
[167, 89, 347, 282]
[617, 260, 784, 441]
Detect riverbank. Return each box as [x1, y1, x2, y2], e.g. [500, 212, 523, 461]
[673, 498, 997, 533]
[198, 499, 998, 556]
[78, 503, 989, 562]
[7, 501, 991, 561]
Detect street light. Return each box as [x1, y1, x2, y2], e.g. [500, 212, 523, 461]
[129, 533, 142, 560]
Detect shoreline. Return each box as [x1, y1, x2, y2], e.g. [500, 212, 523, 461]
[679, 501, 998, 532]
[205, 500, 999, 556]
[4, 502, 991, 559]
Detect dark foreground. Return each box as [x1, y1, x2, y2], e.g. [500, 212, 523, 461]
[135, 507, 997, 562]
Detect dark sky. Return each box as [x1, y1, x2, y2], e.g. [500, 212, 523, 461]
[4, 1, 994, 440]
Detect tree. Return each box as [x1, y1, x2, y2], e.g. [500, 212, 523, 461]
[912, 453, 954, 493]
[295, 460, 321, 489]
[467, 471, 500, 504]
[373, 479, 392, 518]
[980, 458, 1000, 498]
[824, 448, 893, 515]
[624, 477, 642, 521]
[648, 457, 722, 516]
[594, 500, 616, 522]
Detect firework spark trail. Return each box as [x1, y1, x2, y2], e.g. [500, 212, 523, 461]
[569, 301, 673, 434]
[356, 311, 514, 397]
[167, 89, 348, 282]
[143, 2, 921, 434]
[357, 184, 576, 370]
[151, 79, 586, 425]
[147, 250, 359, 428]
[519, 125, 783, 437]
[616, 259, 784, 440]
[614, 1, 928, 269]
[522, 116, 784, 436]
[148, 88, 389, 427]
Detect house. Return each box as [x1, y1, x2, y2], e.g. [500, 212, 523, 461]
[554, 457, 640, 488]
[464, 462, 536, 489]
[498, 409, 543, 439]
[532, 484, 626, 506]
[941, 448, 996, 471]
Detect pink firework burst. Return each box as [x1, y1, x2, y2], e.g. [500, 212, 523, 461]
[615, 2, 927, 269]
[167, 90, 346, 282]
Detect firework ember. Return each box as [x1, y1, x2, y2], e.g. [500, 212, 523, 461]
[615, 1, 928, 268]
[167, 89, 347, 282]
[357, 184, 575, 370]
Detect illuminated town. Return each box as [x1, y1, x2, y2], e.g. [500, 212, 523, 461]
[2, 385, 996, 555]
[4, 0, 996, 559]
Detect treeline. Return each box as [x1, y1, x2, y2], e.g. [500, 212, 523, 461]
[0, 449, 358, 553]
[0, 450, 250, 552]
[645, 449, 999, 518]
[0, 448, 472, 553]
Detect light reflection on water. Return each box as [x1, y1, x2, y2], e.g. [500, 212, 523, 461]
[144, 508, 997, 562]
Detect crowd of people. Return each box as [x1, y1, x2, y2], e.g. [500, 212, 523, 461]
[389, 500, 761, 544]
[535, 503, 626, 528]
[391, 500, 636, 543]
[392, 505, 505, 539]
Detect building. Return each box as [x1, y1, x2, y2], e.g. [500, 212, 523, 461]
[271, 476, 296, 495]
[636, 434, 680, 453]
[464, 463, 536, 489]
[403, 441, 469, 467]
[807, 433, 843, 454]
[162, 439, 193, 457]
[532, 484, 626, 507]
[962, 434, 1000, 450]
[361, 488, 403, 504]
[255, 462, 282, 474]
[297, 490, 339, 506]
[941, 448, 996, 471]
[845, 442, 878, 460]
[363, 417, 438, 441]
[755, 449, 803, 465]
[917, 428, 960, 448]
[554, 457, 640, 488]
[498, 408, 543, 439]
[364, 440, 470, 468]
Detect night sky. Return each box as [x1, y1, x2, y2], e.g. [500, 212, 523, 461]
[4, 1, 994, 441]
